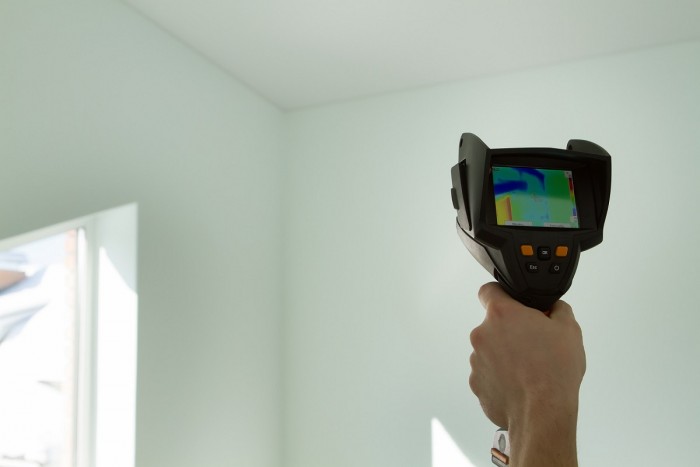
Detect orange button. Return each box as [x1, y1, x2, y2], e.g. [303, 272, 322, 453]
[520, 245, 534, 256]
[555, 246, 569, 257]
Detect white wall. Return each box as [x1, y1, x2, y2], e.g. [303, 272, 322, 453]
[283, 41, 700, 467]
[0, 2, 282, 467]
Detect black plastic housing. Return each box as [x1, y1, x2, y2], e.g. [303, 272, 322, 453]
[450, 133, 611, 311]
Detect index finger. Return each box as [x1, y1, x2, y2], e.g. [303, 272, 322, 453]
[477, 282, 508, 309]
[478, 282, 548, 318]
[548, 299, 577, 322]
[477, 282, 529, 311]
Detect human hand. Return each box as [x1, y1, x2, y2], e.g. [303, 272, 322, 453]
[469, 282, 586, 432]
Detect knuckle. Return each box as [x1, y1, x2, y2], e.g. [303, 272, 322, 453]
[469, 326, 482, 348]
[486, 300, 508, 319]
[477, 282, 492, 300]
[469, 351, 477, 368]
[569, 319, 583, 338]
[468, 371, 479, 395]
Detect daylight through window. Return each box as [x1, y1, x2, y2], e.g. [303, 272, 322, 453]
[0, 230, 81, 467]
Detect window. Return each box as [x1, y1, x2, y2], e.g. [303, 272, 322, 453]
[0, 205, 137, 467]
[0, 231, 80, 467]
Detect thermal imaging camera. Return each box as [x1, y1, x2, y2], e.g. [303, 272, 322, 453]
[450, 133, 611, 311]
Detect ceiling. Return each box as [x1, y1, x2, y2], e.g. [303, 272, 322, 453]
[121, 0, 700, 110]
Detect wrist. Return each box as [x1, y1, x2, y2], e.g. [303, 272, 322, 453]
[506, 395, 579, 467]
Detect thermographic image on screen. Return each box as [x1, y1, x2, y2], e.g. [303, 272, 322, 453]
[492, 166, 579, 228]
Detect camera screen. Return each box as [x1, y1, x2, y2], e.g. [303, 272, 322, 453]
[492, 166, 579, 228]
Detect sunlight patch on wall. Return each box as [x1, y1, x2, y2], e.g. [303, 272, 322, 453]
[94, 247, 138, 467]
[431, 418, 477, 467]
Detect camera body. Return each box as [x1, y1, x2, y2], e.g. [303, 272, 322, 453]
[450, 133, 611, 311]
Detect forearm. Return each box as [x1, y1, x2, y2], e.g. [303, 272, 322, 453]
[470, 284, 586, 466]
[507, 396, 579, 467]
